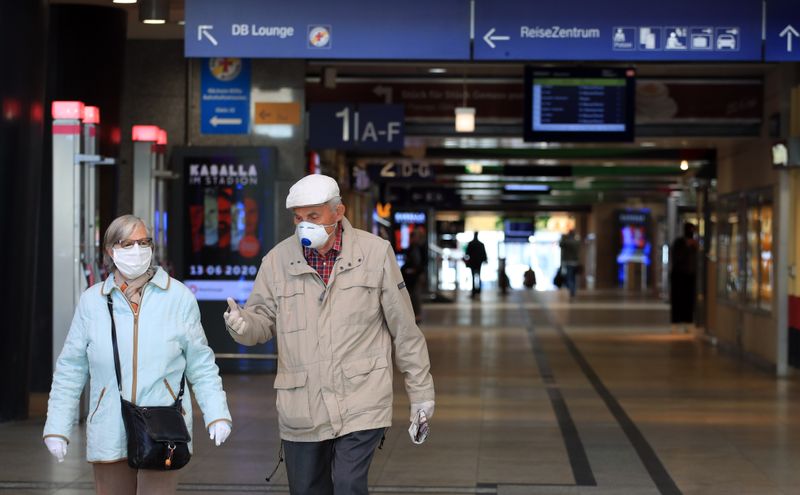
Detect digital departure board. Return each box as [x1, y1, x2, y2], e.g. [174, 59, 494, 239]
[524, 67, 635, 142]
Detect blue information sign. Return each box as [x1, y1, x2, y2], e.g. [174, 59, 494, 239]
[308, 104, 404, 151]
[473, 0, 762, 61]
[200, 58, 250, 135]
[185, 0, 470, 60]
[766, 0, 800, 62]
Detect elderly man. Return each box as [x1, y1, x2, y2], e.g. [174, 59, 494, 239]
[224, 174, 435, 495]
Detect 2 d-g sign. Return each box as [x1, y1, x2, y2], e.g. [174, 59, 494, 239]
[200, 58, 251, 135]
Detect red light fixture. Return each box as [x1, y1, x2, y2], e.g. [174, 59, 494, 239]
[51, 101, 85, 120]
[83, 106, 100, 125]
[157, 129, 168, 146]
[132, 125, 160, 142]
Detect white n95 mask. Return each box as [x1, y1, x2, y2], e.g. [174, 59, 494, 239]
[296, 221, 336, 249]
[113, 244, 153, 279]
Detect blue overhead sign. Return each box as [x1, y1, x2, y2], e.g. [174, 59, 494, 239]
[766, 0, 800, 62]
[185, 0, 470, 60]
[473, 0, 762, 61]
[200, 58, 250, 135]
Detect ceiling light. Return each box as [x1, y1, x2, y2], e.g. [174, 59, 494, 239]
[465, 163, 483, 174]
[139, 0, 168, 24]
[504, 184, 550, 192]
[429, 68, 447, 74]
[113, 0, 137, 4]
[455, 107, 475, 133]
[680, 160, 689, 171]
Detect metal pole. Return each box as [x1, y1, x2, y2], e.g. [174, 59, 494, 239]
[156, 147, 167, 261]
[82, 122, 98, 284]
[52, 116, 82, 370]
[776, 169, 790, 377]
[132, 140, 155, 224]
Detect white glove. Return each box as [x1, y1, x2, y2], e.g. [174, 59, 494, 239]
[209, 421, 232, 447]
[410, 400, 435, 423]
[44, 437, 67, 463]
[224, 297, 247, 335]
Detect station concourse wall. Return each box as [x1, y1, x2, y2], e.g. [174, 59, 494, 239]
[708, 63, 800, 370]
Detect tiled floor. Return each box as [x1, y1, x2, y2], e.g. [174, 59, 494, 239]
[3, 289, 800, 494]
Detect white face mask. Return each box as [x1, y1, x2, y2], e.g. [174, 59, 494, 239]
[296, 221, 337, 250]
[112, 244, 153, 279]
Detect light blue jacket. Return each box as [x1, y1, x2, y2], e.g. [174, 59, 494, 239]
[43, 267, 232, 463]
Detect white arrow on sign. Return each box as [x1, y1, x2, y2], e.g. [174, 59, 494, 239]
[372, 85, 393, 104]
[198, 25, 218, 46]
[210, 116, 242, 127]
[483, 27, 510, 49]
[780, 24, 799, 52]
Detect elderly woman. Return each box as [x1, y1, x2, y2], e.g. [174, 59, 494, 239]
[43, 215, 232, 495]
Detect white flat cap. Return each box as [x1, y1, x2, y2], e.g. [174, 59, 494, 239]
[286, 174, 341, 209]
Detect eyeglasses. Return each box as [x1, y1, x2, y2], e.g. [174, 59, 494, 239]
[115, 237, 153, 249]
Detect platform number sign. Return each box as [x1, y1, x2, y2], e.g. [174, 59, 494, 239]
[308, 103, 404, 151]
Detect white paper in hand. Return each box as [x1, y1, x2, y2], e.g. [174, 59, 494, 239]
[408, 409, 430, 445]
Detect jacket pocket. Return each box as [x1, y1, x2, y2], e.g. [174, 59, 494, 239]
[163, 378, 186, 416]
[339, 271, 382, 324]
[342, 355, 392, 414]
[273, 370, 313, 429]
[89, 387, 106, 423]
[276, 281, 307, 333]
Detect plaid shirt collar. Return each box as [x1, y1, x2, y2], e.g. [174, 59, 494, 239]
[303, 223, 343, 284]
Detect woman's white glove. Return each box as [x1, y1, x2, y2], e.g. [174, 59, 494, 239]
[44, 437, 68, 462]
[209, 421, 232, 447]
[224, 298, 247, 335]
[410, 400, 435, 422]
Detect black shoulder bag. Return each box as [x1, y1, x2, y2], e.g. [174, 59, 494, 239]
[106, 295, 192, 470]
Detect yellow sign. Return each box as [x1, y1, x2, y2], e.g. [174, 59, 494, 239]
[376, 202, 392, 219]
[254, 102, 301, 125]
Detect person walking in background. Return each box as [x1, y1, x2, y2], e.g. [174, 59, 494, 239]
[402, 228, 428, 324]
[497, 258, 510, 296]
[43, 215, 232, 495]
[465, 232, 487, 298]
[559, 230, 581, 297]
[670, 222, 698, 333]
[223, 175, 435, 495]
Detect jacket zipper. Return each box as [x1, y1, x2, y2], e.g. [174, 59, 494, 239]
[132, 286, 144, 404]
[117, 286, 145, 404]
[89, 387, 107, 423]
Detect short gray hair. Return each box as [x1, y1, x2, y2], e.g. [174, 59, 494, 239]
[327, 196, 342, 212]
[102, 214, 154, 273]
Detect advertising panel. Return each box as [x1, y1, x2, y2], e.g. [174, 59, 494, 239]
[183, 148, 275, 301]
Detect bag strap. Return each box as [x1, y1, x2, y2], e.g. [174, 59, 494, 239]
[106, 295, 124, 395]
[106, 294, 186, 401]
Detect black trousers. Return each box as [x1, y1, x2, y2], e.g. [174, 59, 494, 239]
[470, 267, 482, 294]
[283, 428, 385, 495]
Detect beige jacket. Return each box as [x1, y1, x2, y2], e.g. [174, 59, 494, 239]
[229, 217, 434, 441]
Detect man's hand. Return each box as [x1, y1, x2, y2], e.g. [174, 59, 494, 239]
[44, 437, 67, 462]
[410, 400, 435, 422]
[223, 297, 248, 335]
